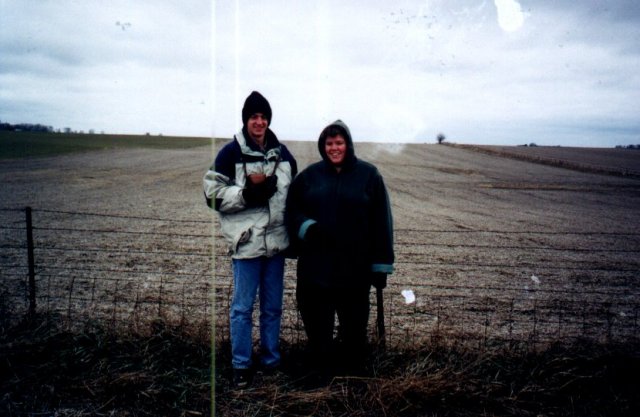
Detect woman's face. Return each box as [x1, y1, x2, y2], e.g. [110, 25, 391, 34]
[325, 134, 347, 166]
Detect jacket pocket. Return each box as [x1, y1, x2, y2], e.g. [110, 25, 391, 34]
[230, 227, 253, 255]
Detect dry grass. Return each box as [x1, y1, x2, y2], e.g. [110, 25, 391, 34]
[0, 316, 210, 416]
[215, 341, 640, 417]
[2, 316, 638, 416]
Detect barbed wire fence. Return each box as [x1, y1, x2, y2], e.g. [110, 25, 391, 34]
[1, 207, 638, 349]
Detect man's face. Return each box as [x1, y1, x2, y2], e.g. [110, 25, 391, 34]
[325, 134, 347, 166]
[247, 113, 268, 142]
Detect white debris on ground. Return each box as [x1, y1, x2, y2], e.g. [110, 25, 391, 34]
[523, 275, 541, 299]
[401, 289, 416, 304]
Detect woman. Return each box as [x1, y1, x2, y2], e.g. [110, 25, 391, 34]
[285, 119, 394, 377]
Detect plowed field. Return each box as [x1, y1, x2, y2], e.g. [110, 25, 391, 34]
[2, 141, 639, 346]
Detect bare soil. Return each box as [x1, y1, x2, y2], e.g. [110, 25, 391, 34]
[3, 142, 638, 233]
[1, 143, 639, 345]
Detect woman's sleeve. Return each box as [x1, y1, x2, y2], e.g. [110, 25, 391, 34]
[370, 170, 395, 274]
[285, 173, 315, 242]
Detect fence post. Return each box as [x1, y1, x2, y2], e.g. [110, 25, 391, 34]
[26, 206, 36, 317]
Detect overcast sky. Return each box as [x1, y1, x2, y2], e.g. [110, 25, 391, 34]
[1, 1, 639, 147]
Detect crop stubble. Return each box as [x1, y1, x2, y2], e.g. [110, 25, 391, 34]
[1, 143, 639, 346]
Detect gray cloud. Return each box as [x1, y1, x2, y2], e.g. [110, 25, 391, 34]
[1, 0, 638, 145]
[0, 0, 211, 135]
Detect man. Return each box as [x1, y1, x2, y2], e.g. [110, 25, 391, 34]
[204, 91, 297, 388]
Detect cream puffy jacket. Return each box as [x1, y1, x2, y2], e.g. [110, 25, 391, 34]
[204, 128, 297, 259]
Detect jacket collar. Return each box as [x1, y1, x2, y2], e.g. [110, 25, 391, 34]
[236, 127, 280, 156]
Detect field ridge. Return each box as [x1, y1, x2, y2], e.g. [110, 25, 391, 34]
[449, 143, 640, 179]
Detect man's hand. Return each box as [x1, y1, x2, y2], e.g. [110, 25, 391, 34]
[263, 175, 278, 198]
[243, 175, 278, 206]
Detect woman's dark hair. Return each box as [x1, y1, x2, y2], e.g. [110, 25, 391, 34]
[318, 121, 354, 165]
[320, 124, 348, 142]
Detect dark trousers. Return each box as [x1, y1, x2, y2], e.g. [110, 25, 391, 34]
[296, 280, 370, 374]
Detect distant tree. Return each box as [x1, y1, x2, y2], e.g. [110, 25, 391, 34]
[437, 133, 446, 144]
[0, 121, 53, 132]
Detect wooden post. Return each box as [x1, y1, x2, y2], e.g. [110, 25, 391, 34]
[26, 206, 36, 317]
[376, 287, 386, 349]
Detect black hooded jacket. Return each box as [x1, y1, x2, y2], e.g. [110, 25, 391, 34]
[285, 120, 394, 289]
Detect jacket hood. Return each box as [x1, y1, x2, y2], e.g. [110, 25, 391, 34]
[317, 119, 357, 167]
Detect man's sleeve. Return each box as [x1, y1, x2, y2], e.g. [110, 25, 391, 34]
[203, 143, 247, 213]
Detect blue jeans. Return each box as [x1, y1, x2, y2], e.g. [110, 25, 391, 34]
[230, 254, 285, 369]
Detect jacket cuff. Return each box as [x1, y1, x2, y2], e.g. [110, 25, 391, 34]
[298, 219, 317, 240]
[372, 263, 394, 274]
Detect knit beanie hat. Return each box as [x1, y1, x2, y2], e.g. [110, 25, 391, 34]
[242, 91, 272, 126]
